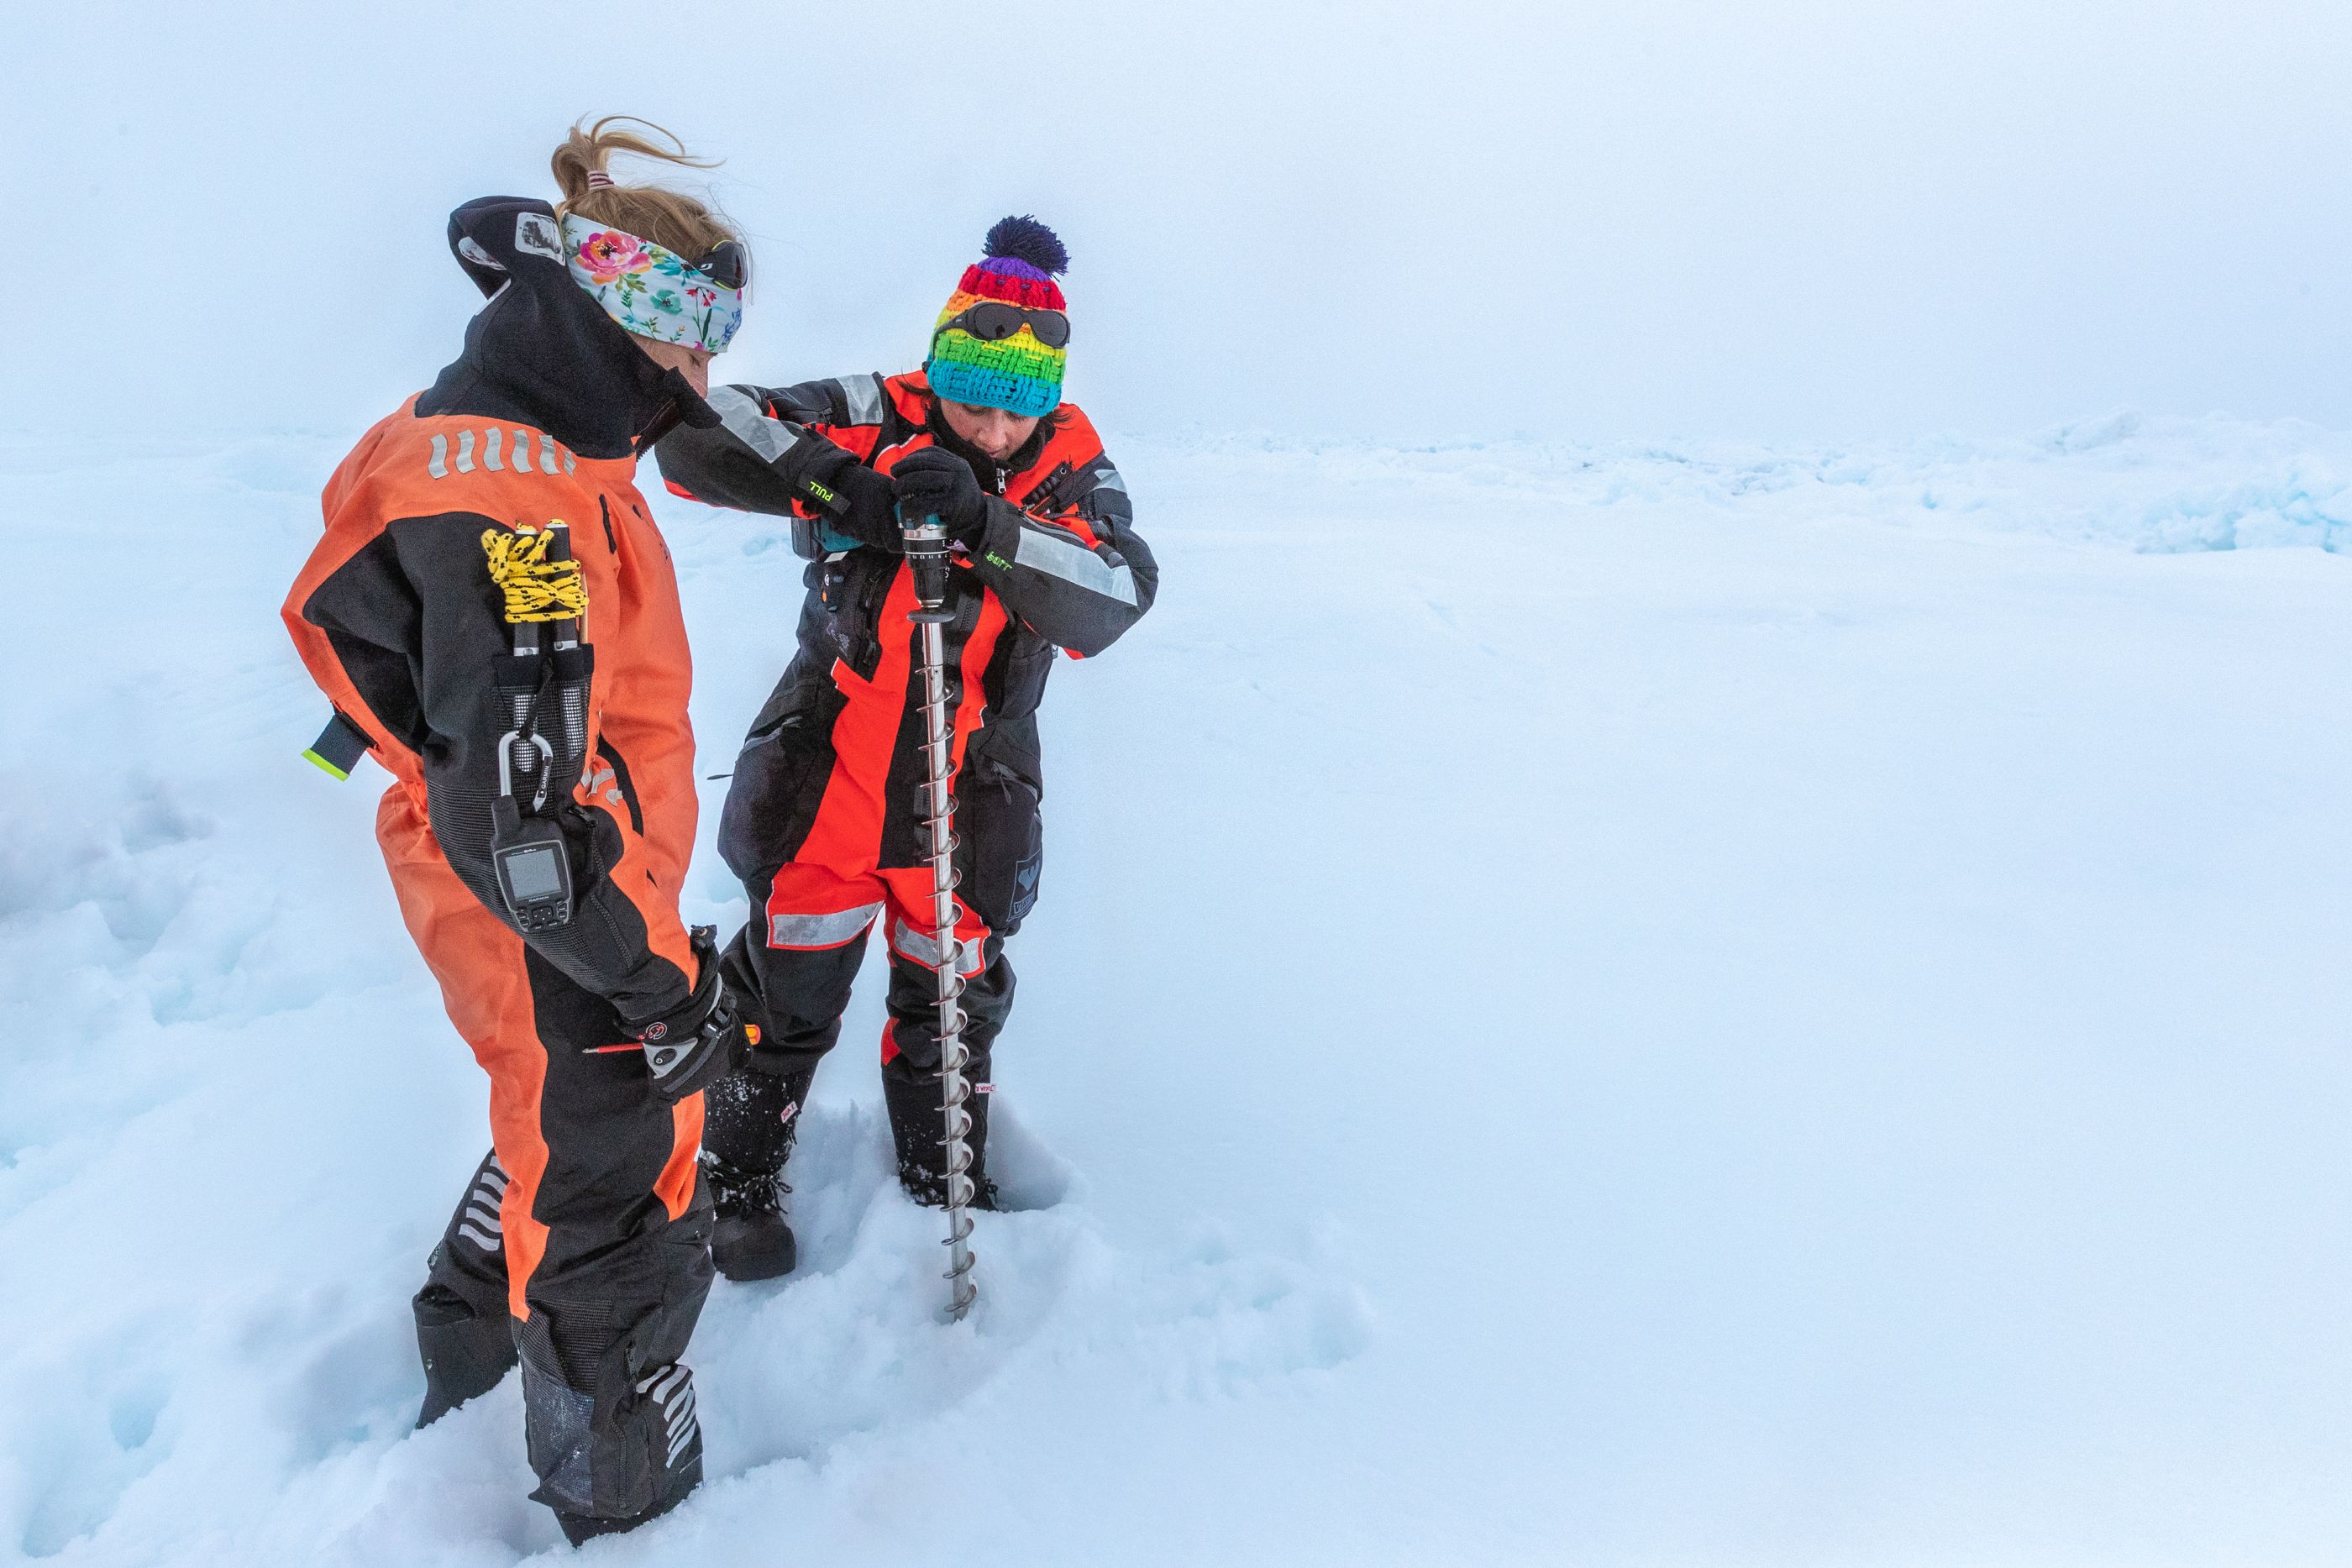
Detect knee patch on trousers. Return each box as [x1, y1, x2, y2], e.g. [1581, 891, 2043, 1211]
[517, 1312, 702, 1523]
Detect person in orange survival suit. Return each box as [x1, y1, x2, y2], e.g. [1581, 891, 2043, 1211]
[653, 217, 1154, 1280]
[281, 120, 754, 1544]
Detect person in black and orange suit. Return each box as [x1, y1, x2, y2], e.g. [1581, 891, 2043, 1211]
[654, 217, 1155, 1280]
[281, 120, 753, 1544]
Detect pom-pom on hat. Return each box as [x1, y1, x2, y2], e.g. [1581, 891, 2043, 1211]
[927, 216, 1070, 418]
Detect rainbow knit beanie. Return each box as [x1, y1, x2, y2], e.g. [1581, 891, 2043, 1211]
[927, 216, 1070, 418]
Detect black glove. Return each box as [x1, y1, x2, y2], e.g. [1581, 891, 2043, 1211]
[890, 447, 991, 543]
[633, 926, 748, 1102]
[786, 430, 900, 551]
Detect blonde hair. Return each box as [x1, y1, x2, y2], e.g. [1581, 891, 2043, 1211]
[550, 116, 738, 260]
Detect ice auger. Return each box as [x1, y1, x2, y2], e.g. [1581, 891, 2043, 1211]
[900, 505, 980, 1321]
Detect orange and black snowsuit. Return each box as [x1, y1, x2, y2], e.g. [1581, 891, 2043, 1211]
[282, 197, 718, 1530]
[654, 372, 1153, 1186]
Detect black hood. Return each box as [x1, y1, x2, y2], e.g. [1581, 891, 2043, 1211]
[414, 196, 721, 461]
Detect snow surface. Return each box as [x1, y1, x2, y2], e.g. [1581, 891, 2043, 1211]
[3, 415, 2349, 1565]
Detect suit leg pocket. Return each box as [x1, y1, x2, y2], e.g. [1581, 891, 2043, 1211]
[964, 761, 1042, 936]
[717, 711, 829, 888]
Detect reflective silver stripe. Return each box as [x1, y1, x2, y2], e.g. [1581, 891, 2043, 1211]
[428, 434, 449, 479]
[710, 385, 795, 462]
[769, 902, 882, 949]
[455, 429, 475, 473]
[464, 1205, 501, 1232]
[890, 918, 979, 973]
[458, 1223, 500, 1251]
[1089, 464, 1127, 495]
[890, 917, 932, 965]
[562, 449, 575, 474]
[640, 1365, 689, 1402]
[484, 427, 504, 471]
[839, 374, 885, 426]
[512, 429, 533, 471]
[540, 437, 559, 475]
[1015, 525, 1138, 606]
[668, 1415, 699, 1465]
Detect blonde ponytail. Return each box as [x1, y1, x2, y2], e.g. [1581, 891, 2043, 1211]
[550, 116, 739, 260]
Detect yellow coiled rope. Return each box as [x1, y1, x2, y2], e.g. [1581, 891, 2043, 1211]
[480, 526, 587, 623]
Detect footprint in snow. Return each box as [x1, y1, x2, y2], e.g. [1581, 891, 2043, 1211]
[8, 1362, 174, 1560]
[687, 1095, 1368, 1482]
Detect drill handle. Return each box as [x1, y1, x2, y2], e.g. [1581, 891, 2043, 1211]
[898, 504, 954, 621]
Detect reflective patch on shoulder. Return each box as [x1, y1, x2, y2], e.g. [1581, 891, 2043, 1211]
[711, 385, 795, 462]
[1089, 464, 1127, 495]
[1015, 524, 1138, 606]
[514, 212, 563, 262]
[838, 374, 885, 427]
[457, 236, 506, 271]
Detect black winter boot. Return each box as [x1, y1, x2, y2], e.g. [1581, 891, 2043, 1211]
[701, 1150, 794, 1280]
[882, 1067, 1000, 1211]
[700, 1062, 813, 1281]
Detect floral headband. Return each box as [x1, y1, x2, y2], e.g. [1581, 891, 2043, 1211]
[559, 214, 744, 354]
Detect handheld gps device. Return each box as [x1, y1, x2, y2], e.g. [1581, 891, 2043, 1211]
[491, 730, 574, 931]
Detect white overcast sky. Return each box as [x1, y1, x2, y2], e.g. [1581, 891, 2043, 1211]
[11, 0, 2349, 443]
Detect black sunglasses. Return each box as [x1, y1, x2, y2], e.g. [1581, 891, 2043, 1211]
[691, 240, 750, 291]
[943, 301, 1070, 350]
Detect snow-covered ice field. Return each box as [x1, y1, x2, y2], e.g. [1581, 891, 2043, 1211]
[3, 414, 2348, 1565]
